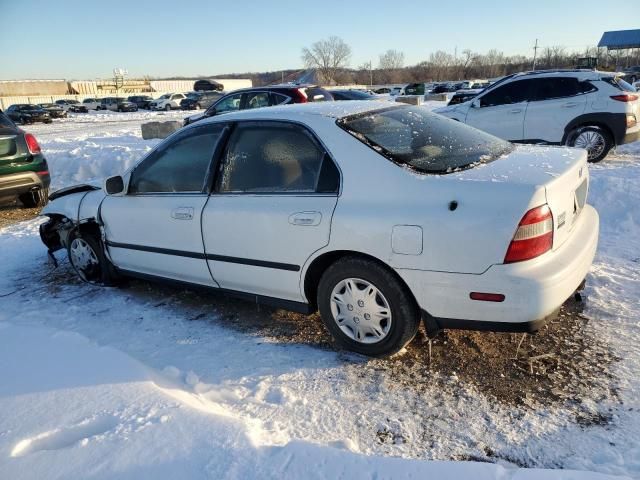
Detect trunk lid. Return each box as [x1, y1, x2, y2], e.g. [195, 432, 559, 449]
[451, 144, 589, 251]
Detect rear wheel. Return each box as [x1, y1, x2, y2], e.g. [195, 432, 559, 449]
[566, 126, 613, 163]
[19, 187, 48, 208]
[317, 257, 420, 357]
[67, 230, 118, 285]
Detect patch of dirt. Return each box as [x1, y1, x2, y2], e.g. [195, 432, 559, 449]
[0, 203, 41, 229]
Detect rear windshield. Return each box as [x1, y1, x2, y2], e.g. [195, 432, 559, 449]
[603, 76, 636, 92]
[338, 106, 514, 174]
[0, 111, 15, 128]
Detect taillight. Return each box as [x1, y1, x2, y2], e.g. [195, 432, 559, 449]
[292, 88, 308, 103]
[504, 204, 553, 263]
[24, 133, 41, 154]
[610, 94, 639, 102]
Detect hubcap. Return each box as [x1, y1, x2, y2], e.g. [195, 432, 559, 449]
[330, 278, 392, 344]
[573, 130, 605, 160]
[69, 238, 99, 282]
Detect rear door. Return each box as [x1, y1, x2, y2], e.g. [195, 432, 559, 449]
[466, 79, 533, 141]
[523, 77, 589, 143]
[202, 120, 341, 302]
[0, 114, 25, 172]
[101, 123, 225, 286]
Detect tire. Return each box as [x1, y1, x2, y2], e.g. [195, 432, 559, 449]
[67, 230, 118, 285]
[19, 187, 48, 208]
[566, 125, 613, 163]
[165, 104, 171, 111]
[195, 103, 201, 109]
[21, 117, 32, 125]
[317, 256, 420, 357]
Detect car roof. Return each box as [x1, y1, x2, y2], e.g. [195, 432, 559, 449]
[509, 69, 616, 80]
[198, 100, 401, 126]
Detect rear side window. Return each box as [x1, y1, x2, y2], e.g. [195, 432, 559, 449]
[216, 122, 333, 193]
[531, 77, 581, 101]
[338, 106, 513, 174]
[245, 92, 270, 109]
[129, 125, 222, 194]
[270, 92, 291, 105]
[479, 79, 531, 106]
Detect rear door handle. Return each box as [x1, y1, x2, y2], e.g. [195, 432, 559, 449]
[289, 211, 322, 226]
[171, 207, 194, 220]
[562, 102, 580, 108]
[509, 109, 522, 114]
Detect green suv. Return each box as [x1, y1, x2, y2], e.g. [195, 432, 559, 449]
[0, 110, 50, 208]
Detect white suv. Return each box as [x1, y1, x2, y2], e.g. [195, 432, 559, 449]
[149, 93, 187, 111]
[437, 70, 640, 162]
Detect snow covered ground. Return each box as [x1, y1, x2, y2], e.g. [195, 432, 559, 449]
[0, 109, 638, 479]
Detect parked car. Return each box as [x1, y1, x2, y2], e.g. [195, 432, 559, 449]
[127, 95, 154, 110]
[437, 70, 640, 162]
[40, 102, 598, 357]
[374, 87, 391, 94]
[0, 110, 50, 207]
[55, 99, 88, 113]
[183, 84, 333, 126]
[403, 83, 428, 96]
[38, 103, 67, 118]
[180, 91, 224, 110]
[149, 93, 187, 111]
[328, 89, 375, 101]
[5, 104, 52, 124]
[82, 98, 102, 110]
[622, 66, 640, 84]
[194, 79, 224, 92]
[99, 97, 139, 112]
[447, 89, 484, 106]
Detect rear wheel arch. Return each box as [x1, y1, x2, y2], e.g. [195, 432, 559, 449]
[303, 250, 419, 312]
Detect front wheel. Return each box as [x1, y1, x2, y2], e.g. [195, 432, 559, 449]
[67, 231, 118, 285]
[165, 104, 171, 111]
[566, 126, 613, 163]
[317, 257, 420, 357]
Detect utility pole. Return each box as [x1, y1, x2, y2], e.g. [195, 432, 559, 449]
[532, 39, 539, 71]
[369, 61, 373, 86]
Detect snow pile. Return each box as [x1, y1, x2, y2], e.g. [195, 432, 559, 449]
[0, 322, 626, 480]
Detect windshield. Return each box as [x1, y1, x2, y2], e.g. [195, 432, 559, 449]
[338, 106, 514, 174]
[22, 105, 41, 110]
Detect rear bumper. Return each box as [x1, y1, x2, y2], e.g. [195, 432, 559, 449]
[0, 171, 50, 197]
[398, 205, 599, 332]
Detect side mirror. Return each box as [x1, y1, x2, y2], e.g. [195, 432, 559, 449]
[471, 99, 481, 108]
[105, 175, 125, 195]
[206, 108, 216, 117]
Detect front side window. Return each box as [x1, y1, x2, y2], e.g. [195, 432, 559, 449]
[479, 80, 531, 107]
[339, 105, 513, 174]
[215, 122, 335, 193]
[129, 125, 223, 194]
[209, 93, 242, 115]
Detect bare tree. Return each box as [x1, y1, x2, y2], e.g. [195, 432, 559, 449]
[378, 49, 405, 70]
[301, 36, 352, 84]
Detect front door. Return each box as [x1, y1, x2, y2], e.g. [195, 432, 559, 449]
[202, 121, 341, 302]
[101, 123, 225, 286]
[466, 78, 534, 141]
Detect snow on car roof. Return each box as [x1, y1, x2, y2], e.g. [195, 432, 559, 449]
[199, 100, 401, 125]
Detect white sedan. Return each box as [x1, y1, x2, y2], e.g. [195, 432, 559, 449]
[39, 101, 599, 357]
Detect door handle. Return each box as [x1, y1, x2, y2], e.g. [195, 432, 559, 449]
[509, 109, 522, 114]
[171, 207, 194, 220]
[562, 102, 579, 108]
[289, 211, 322, 226]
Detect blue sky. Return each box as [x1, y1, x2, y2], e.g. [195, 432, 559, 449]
[0, 0, 633, 80]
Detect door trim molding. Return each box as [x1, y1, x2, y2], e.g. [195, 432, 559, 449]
[105, 240, 300, 272]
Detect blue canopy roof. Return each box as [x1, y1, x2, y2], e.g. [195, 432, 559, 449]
[598, 29, 640, 50]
